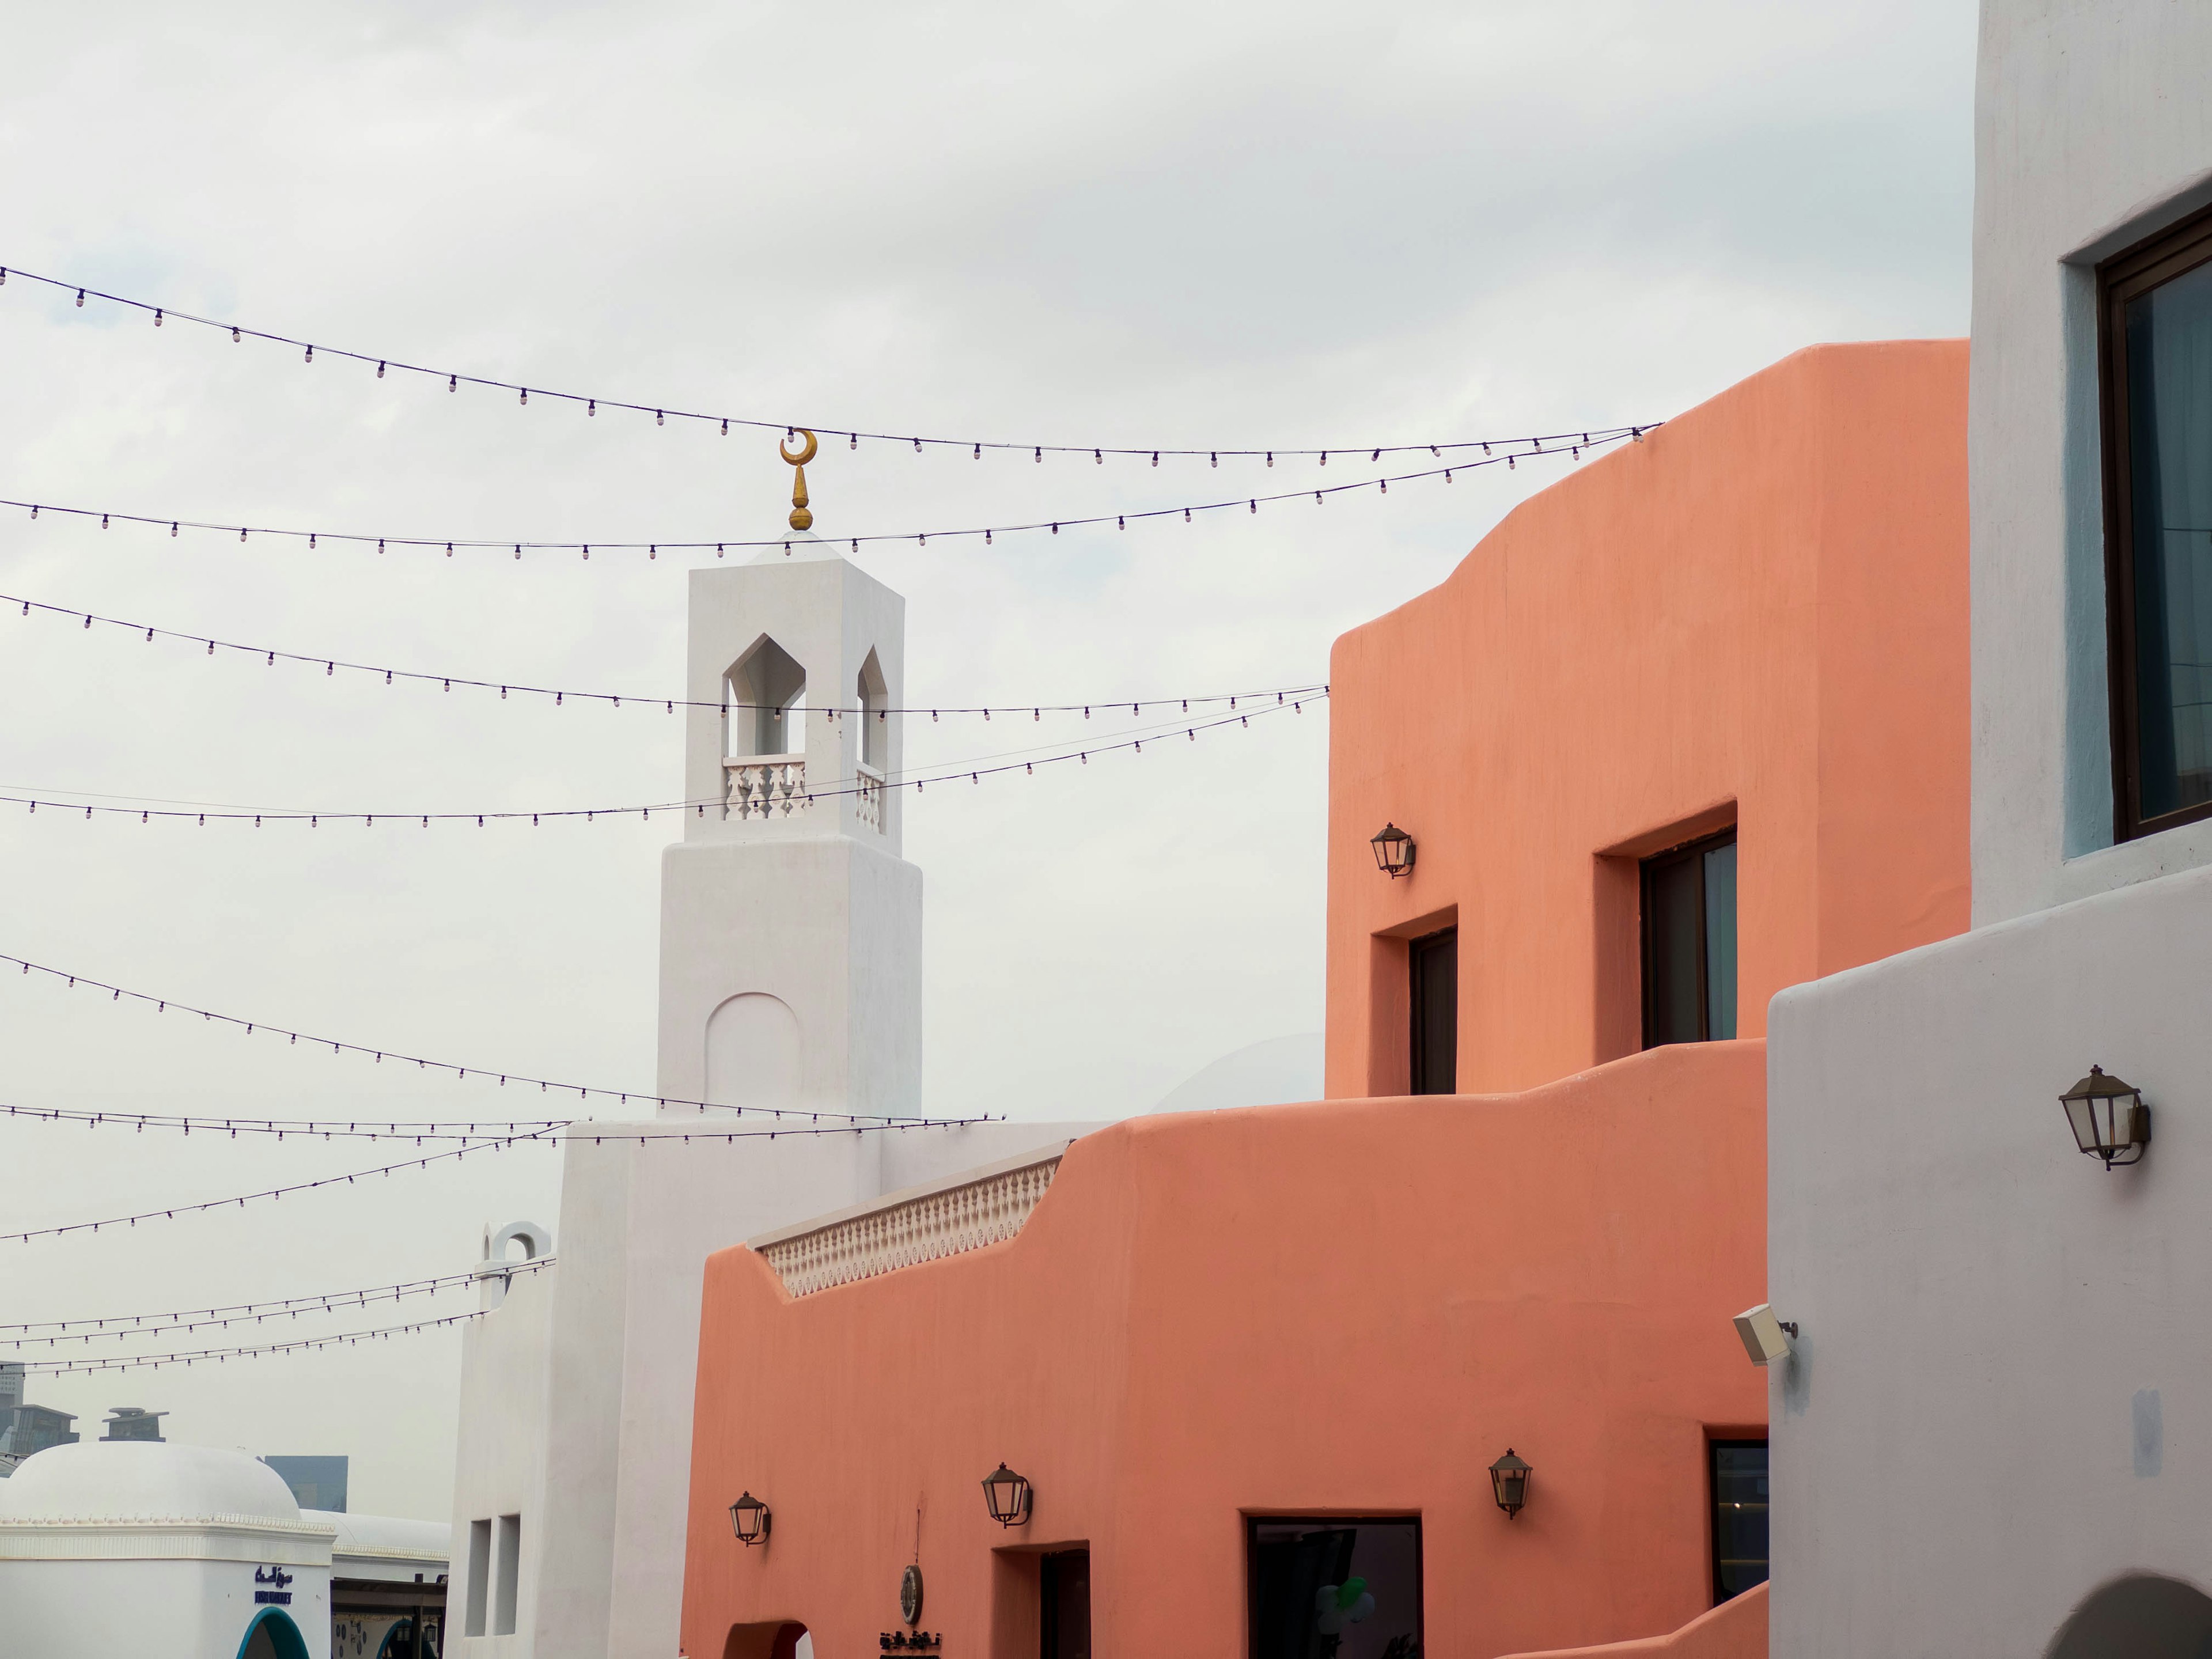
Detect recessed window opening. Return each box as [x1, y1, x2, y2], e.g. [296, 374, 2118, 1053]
[1641, 828, 1737, 1048]
[1408, 926, 1457, 1094]
[1709, 1438, 1768, 1604]
[2101, 207, 2212, 838]
[464, 1516, 491, 1637]
[1247, 1516, 1422, 1659]
[858, 649, 888, 770]
[494, 1512, 522, 1636]
[727, 637, 807, 759]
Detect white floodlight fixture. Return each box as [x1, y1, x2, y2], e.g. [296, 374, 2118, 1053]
[1733, 1302, 1797, 1366]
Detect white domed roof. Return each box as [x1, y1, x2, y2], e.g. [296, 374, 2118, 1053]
[0, 1441, 303, 1524]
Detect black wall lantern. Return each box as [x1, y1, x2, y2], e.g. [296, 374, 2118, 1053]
[2061, 1066, 2151, 1167]
[1371, 823, 1416, 878]
[728, 1490, 772, 1546]
[980, 1462, 1033, 1528]
[1488, 1449, 1531, 1518]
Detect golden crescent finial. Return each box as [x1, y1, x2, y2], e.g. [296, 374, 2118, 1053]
[780, 429, 817, 531]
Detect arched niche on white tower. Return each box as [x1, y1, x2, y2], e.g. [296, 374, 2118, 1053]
[725, 635, 806, 760]
[703, 992, 802, 1113]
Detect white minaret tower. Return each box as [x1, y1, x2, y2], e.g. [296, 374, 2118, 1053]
[656, 517, 923, 1126]
[459, 443, 1099, 1659]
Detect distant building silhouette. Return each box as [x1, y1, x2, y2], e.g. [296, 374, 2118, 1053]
[100, 1407, 166, 1443]
[262, 1453, 348, 1512]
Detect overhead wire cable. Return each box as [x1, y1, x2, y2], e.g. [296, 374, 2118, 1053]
[0, 261, 1652, 463]
[0, 950, 996, 1126]
[0, 1112, 984, 1247]
[18, 1307, 509, 1375]
[0, 691, 1323, 828]
[0, 590, 1322, 717]
[0, 438, 1648, 563]
[0, 1259, 554, 1344]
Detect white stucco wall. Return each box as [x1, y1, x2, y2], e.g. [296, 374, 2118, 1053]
[1972, 0, 2212, 923]
[448, 1257, 552, 1656]
[1769, 859, 2212, 1654]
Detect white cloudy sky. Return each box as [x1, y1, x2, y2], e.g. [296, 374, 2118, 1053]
[0, 1, 1976, 1518]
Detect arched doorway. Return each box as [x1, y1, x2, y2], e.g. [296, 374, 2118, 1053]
[2047, 1573, 2212, 1657]
[237, 1607, 311, 1659]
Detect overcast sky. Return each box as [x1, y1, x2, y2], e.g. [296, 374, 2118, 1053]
[0, 0, 1977, 1519]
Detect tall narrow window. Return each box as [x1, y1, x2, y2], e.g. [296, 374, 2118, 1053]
[1408, 926, 1457, 1094]
[1041, 1548, 1092, 1659]
[1709, 1439, 1769, 1603]
[857, 649, 888, 770]
[2102, 208, 2212, 838]
[1642, 830, 1737, 1047]
[464, 1517, 491, 1637]
[494, 1512, 522, 1636]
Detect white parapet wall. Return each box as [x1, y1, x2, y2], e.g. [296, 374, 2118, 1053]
[749, 1141, 1072, 1298]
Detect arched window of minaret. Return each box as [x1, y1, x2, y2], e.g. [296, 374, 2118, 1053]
[857, 650, 888, 770]
[726, 637, 806, 759]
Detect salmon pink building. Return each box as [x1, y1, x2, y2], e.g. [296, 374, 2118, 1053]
[677, 340, 1970, 1659]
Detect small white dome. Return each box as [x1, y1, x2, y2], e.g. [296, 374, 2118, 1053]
[0, 1441, 302, 1524]
[1150, 1033, 1324, 1115]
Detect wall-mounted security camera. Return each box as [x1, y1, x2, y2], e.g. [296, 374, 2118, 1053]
[1733, 1302, 1798, 1366]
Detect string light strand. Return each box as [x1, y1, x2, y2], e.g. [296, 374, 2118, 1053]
[0, 1259, 554, 1344]
[0, 1112, 987, 1248]
[0, 440, 1649, 563]
[18, 1308, 507, 1375]
[0, 692, 1322, 830]
[0, 261, 1652, 464]
[0, 951, 997, 1127]
[0, 591, 1322, 718]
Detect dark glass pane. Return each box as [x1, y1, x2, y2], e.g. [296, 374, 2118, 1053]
[1249, 1519, 1422, 1659]
[2125, 260, 2212, 820]
[1409, 929, 1457, 1095]
[1042, 1550, 1092, 1659]
[1711, 1441, 1770, 1602]
[1702, 840, 1738, 1041]
[1643, 851, 1704, 1047]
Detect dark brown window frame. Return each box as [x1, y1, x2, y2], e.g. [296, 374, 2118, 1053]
[1706, 1436, 1770, 1607]
[1639, 827, 1736, 1050]
[2100, 202, 2212, 840]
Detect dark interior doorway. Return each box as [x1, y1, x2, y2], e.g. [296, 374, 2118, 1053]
[1408, 927, 1457, 1094]
[1041, 1549, 1091, 1659]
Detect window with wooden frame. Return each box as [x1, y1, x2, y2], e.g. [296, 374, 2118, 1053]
[2101, 206, 2212, 839]
[1641, 828, 1737, 1048]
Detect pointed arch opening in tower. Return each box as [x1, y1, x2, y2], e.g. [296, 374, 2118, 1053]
[727, 637, 807, 760]
[855, 650, 889, 831]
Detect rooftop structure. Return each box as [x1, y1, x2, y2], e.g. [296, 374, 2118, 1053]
[101, 1407, 166, 1444]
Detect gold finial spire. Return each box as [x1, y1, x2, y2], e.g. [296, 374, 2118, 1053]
[779, 429, 819, 531]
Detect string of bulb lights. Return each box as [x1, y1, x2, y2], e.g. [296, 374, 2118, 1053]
[0, 692, 1319, 829]
[1, 1111, 987, 1248]
[0, 1098, 990, 1144]
[1, 589, 1323, 719]
[16, 1307, 507, 1376]
[0, 436, 1642, 565]
[0, 262, 1654, 465]
[0, 1258, 554, 1345]
[0, 949, 990, 1127]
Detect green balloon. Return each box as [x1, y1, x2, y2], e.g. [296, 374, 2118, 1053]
[1337, 1578, 1368, 1610]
